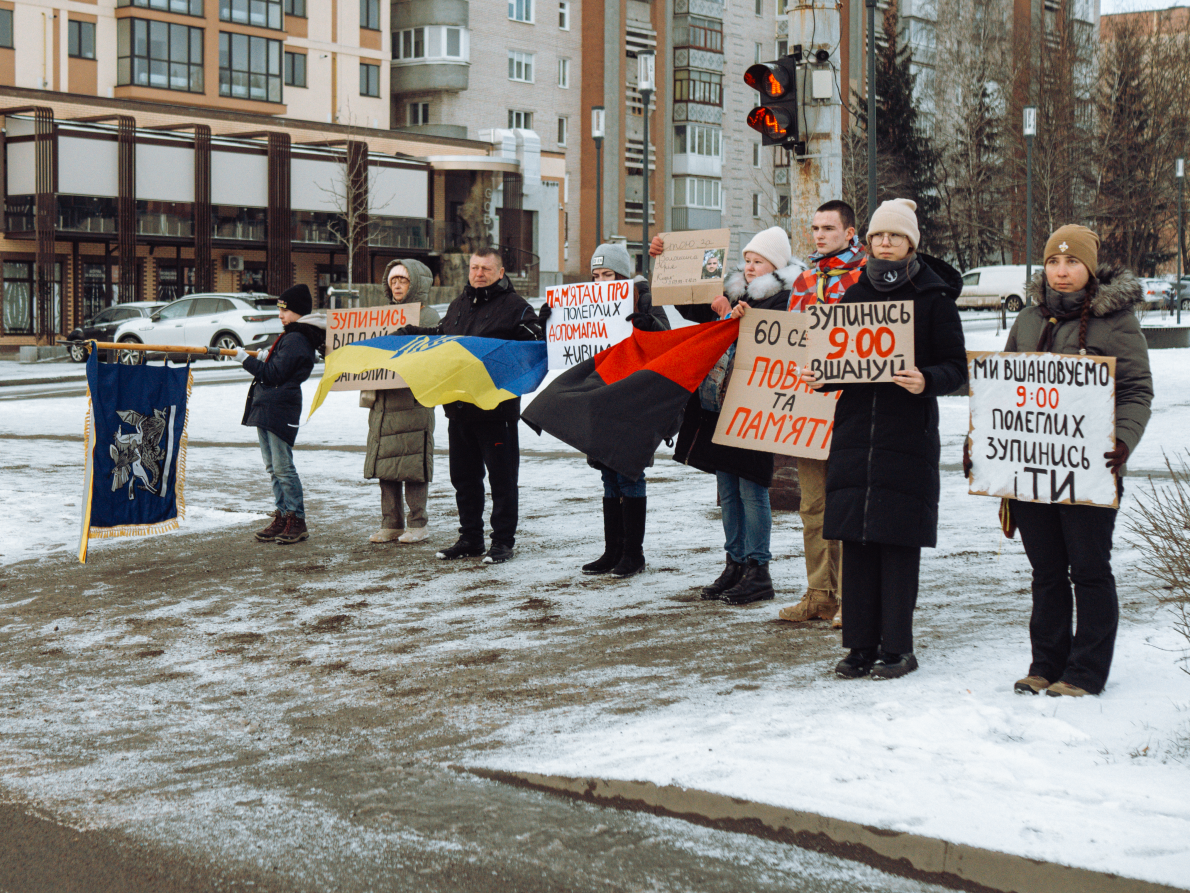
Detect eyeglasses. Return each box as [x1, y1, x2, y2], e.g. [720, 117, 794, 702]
[869, 232, 907, 246]
[389, 275, 410, 285]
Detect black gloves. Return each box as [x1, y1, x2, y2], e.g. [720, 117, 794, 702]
[1104, 439, 1129, 473]
[395, 324, 441, 337]
[627, 311, 663, 332]
[537, 302, 552, 324]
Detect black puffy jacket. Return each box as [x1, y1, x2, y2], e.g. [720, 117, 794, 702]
[822, 254, 967, 548]
[439, 274, 537, 423]
[241, 320, 326, 446]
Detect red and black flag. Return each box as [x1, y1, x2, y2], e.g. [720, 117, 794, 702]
[522, 320, 741, 481]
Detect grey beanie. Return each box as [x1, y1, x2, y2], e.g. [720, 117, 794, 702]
[591, 242, 633, 279]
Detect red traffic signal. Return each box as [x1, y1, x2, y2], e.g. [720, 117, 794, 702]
[745, 55, 800, 148]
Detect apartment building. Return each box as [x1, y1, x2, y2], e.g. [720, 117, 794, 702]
[390, 0, 581, 282]
[0, 0, 389, 124]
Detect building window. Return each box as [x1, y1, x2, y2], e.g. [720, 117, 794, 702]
[557, 57, 570, 88]
[218, 0, 282, 29]
[408, 101, 429, 125]
[752, 143, 760, 167]
[283, 50, 306, 86]
[556, 116, 568, 146]
[284, 0, 305, 16]
[778, 195, 790, 216]
[674, 70, 722, 105]
[2, 261, 62, 336]
[0, 9, 13, 48]
[360, 62, 380, 96]
[683, 16, 721, 52]
[218, 31, 282, 101]
[118, 19, 205, 93]
[674, 124, 721, 158]
[360, 0, 380, 31]
[508, 109, 533, 130]
[755, 42, 764, 63]
[777, 0, 790, 13]
[674, 177, 721, 210]
[774, 147, 791, 167]
[559, 1, 569, 29]
[776, 39, 788, 57]
[69, 21, 97, 59]
[508, 50, 534, 83]
[752, 194, 760, 217]
[509, 0, 533, 23]
[117, 0, 204, 17]
[755, 0, 762, 14]
[393, 26, 464, 61]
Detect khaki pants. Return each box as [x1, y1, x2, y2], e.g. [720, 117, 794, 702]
[798, 457, 840, 596]
[380, 479, 428, 530]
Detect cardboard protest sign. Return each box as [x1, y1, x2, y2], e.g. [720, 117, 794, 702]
[712, 310, 839, 459]
[650, 228, 731, 305]
[805, 300, 914, 384]
[967, 351, 1117, 508]
[544, 279, 634, 369]
[326, 304, 421, 390]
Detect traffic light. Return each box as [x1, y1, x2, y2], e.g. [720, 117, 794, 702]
[744, 56, 800, 149]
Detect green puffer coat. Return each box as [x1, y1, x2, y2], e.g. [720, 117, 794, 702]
[363, 258, 441, 482]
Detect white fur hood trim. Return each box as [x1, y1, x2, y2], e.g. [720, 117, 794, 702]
[723, 263, 803, 302]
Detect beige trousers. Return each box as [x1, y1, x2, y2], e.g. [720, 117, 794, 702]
[798, 457, 841, 595]
[380, 479, 428, 530]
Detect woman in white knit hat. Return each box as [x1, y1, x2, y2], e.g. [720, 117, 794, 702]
[803, 199, 968, 680]
[673, 226, 804, 605]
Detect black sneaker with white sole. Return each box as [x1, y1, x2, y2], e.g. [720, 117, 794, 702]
[436, 538, 485, 560]
[483, 543, 514, 564]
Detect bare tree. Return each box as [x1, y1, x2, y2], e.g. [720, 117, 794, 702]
[317, 143, 390, 306]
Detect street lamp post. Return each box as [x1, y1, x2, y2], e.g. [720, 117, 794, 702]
[591, 106, 605, 244]
[638, 51, 655, 276]
[866, 0, 877, 219]
[1178, 157, 1184, 324]
[1024, 106, 1037, 295]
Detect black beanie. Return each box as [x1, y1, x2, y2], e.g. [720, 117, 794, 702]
[277, 283, 312, 317]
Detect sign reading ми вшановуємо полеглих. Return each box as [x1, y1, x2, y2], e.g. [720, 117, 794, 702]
[967, 350, 1118, 509]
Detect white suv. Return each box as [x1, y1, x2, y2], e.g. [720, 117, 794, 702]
[112, 293, 283, 364]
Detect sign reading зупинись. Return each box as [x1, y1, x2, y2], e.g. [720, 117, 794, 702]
[967, 350, 1118, 508]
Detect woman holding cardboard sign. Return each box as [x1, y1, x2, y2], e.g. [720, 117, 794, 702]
[362, 259, 441, 544]
[802, 199, 967, 680]
[988, 225, 1151, 698]
[672, 227, 803, 605]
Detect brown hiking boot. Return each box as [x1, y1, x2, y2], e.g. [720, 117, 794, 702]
[1014, 675, 1051, 695]
[255, 511, 286, 542]
[1046, 680, 1090, 698]
[274, 513, 309, 545]
[778, 589, 839, 622]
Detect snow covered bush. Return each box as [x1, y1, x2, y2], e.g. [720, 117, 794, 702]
[1128, 453, 1190, 673]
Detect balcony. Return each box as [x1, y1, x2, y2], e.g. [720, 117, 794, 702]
[671, 207, 721, 231]
[390, 61, 469, 94]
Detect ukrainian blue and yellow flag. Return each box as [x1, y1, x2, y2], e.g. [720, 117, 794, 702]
[309, 334, 549, 416]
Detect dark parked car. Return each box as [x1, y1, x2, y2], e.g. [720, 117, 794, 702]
[65, 301, 166, 362]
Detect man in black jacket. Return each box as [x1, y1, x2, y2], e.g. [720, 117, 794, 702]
[237, 284, 327, 546]
[399, 248, 542, 564]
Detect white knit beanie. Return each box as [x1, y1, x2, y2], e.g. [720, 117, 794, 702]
[867, 198, 920, 250]
[742, 226, 793, 270]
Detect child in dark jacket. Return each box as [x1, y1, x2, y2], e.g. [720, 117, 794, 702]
[239, 283, 327, 545]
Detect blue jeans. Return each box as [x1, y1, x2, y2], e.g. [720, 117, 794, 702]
[601, 467, 647, 498]
[257, 428, 304, 519]
[717, 472, 771, 564]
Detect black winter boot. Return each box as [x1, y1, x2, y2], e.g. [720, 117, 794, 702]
[835, 648, 879, 679]
[721, 559, 776, 605]
[611, 497, 647, 577]
[701, 555, 745, 600]
[582, 498, 624, 575]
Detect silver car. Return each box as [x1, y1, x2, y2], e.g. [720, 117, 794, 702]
[112, 293, 283, 364]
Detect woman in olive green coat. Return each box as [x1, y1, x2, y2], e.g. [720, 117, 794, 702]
[365, 258, 441, 543]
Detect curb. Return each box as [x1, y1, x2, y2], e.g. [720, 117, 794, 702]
[464, 768, 1186, 893]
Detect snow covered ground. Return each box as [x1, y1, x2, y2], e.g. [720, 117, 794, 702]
[0, 340, 1188, 888]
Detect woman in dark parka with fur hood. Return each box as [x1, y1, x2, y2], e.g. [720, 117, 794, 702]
[809, 199, 968, 680]
[996, 225, 1152, 698]
[363, 258, 441, 544]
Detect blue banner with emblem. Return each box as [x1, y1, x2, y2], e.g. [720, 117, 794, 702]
[79, 349, 192, 562]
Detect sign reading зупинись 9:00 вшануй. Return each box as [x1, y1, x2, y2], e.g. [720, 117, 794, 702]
[967, 351, 1118, 508]
[805, 300, 915, 384]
